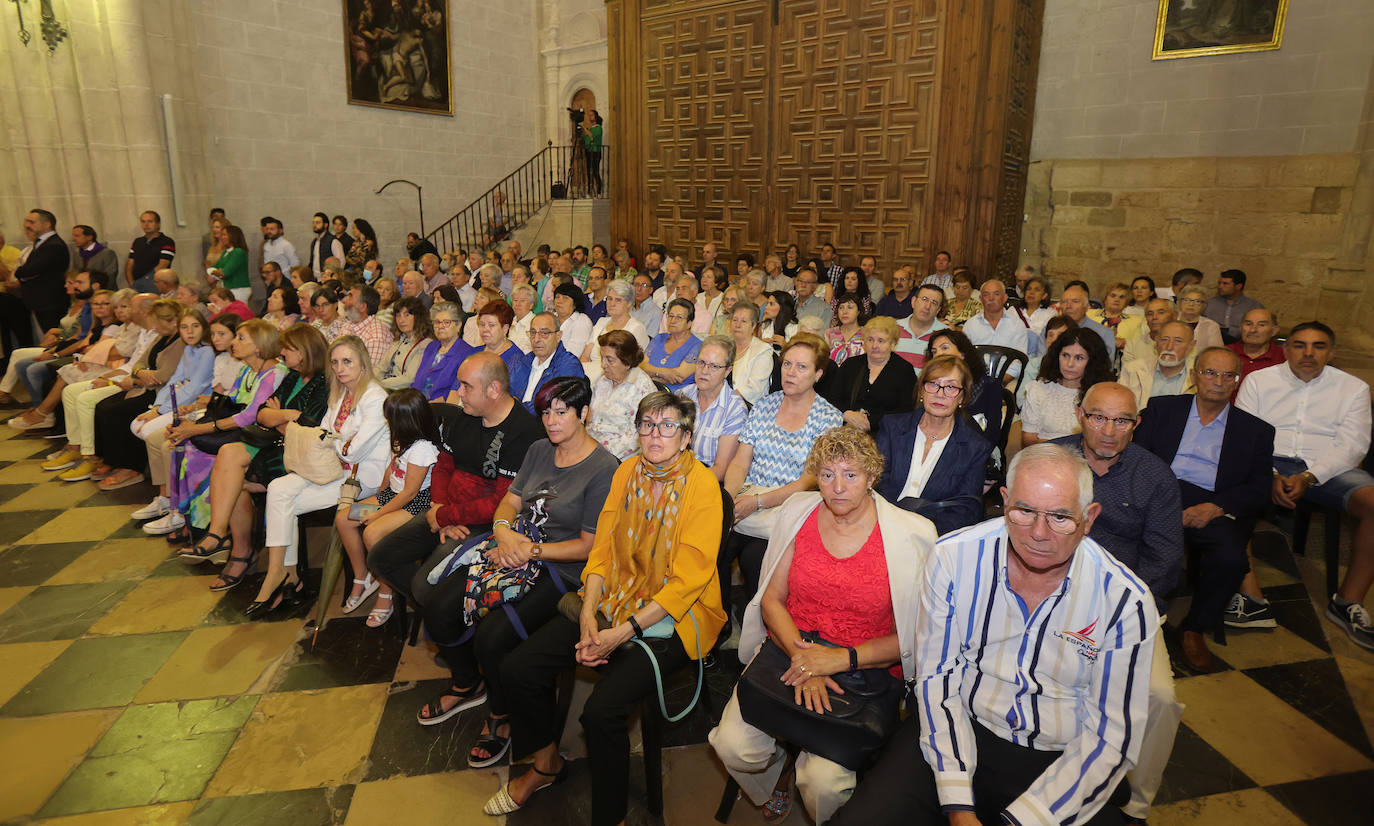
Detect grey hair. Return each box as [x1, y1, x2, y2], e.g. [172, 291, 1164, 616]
[430, 301, 462, 322]
[1005, 443, 1094, 517]
[745, 269, 766, 287]
[605, 278, 634, 301]
[511, 283, 536, 300]
[478, 262, 503, 283]
[732, 300, 761, 325]
[1178, 284, 1208, 304]
[700, 333, 736, 364]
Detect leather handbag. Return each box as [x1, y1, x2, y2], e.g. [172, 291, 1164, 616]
[188, 393, 248, 454]
[736, 634, 904, 771]
[240, 423, 282, 449]
[282, 422, 344, 485]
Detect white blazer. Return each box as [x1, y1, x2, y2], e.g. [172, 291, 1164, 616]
[738, 490, 936, 682]
[324, 382, 391, 490]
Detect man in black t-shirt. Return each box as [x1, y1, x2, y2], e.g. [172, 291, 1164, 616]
[369, 352, 543, 610]
[127, 210, 175, 292]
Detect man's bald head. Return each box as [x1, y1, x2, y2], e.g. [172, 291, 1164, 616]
[1082, 381, 1135, 411]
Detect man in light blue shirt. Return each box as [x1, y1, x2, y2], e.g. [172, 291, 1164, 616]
[1058, 284, 1115, 357]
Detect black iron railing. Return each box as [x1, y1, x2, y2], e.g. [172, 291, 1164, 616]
[426, 142, 609, 256]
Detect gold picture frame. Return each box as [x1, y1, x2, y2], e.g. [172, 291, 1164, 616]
[343, 0, 454, 116]
[1152, 0, 1288, 61]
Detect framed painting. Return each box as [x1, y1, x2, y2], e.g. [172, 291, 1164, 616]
[343, 0, 453, 115]
[1153, 0, 1288, 60]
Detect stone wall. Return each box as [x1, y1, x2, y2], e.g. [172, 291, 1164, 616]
[195, 0, 543, 264]
[1020, 153, 1366, 339]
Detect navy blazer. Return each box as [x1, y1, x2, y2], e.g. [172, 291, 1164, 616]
[875, 408, 993, 535]
[510, 343, 586, 413]
[1135, 394, 1274, 521]
[15, 233, 70, 314]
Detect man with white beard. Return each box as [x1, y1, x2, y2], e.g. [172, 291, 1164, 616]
[1122, 321, 1196, 412]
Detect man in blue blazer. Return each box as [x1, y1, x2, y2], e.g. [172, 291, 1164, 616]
[509, 311, 585, 413]
[875, 406, 993, 536]
[1135, 346, 1275, 672]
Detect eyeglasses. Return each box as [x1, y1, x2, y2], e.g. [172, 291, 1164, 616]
[637, 419, 683, 436]
[530, 328, 558, 338]
[665, 313, 690, 322]
[432, 319, 458, 328]
[1082, 412, 1137, 430]
[1179, 298, 1204, 305]
[1005, 505, 1081, 535]
[1198, 369, 1240, 382]
[698, 361, 729, 371]
[922, 381, 963, 398]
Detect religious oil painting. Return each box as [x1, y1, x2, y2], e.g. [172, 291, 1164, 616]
[344, 0, 453, 115]
[1153, 0, 1287, 60]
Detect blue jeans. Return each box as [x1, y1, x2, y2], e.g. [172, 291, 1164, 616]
[1273, 456, 1374, 510]
[19, 358, 53, 405]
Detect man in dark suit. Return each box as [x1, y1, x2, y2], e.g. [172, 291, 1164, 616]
[1135, 346, 1275, 671]
[6, 209, 71, 331]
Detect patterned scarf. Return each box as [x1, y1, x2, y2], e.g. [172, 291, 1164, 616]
[599, 448, 697, 626]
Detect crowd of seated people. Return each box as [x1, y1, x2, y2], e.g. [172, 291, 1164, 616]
[5, 209, 1374, 826]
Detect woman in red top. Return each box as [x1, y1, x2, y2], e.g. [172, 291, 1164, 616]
[710, 427, 935, 824]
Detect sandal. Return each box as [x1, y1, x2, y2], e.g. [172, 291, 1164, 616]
[763, 786, 792, 822]
[342, 574, 379, 613]
[468, 715, 512, 768]
[165, 524, 192, 545]
[416, 680, 487, 726]
[365, 593, 395, 628]
[209, 550, 257, 592]
[177, 532, 232, 565]
[482, 760, 568, 816]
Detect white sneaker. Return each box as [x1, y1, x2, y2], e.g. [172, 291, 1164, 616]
[131, 497, 171, 521]
[142, 511, 185, 535]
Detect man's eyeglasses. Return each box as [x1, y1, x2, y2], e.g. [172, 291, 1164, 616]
[1082, 412, 1137, 430]
[530, 328, 557, 338]
[1005, 505, 1081, 535]
[923, 381, 962, 398]
[1198, 369, 1239, 382]
[637, 419, 683, 436]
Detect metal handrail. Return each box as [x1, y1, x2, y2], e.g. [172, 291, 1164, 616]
[425, 141, 609, 256]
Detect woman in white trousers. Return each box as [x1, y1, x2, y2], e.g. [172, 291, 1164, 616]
[244, 335, 391, 618]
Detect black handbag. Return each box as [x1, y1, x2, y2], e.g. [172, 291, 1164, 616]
[188, 393, 246, 454]
[736, 633, 904, 771]
[240, 423, 283, 448]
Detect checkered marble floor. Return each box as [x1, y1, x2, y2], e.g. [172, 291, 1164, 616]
[0, 422, 1370, 825]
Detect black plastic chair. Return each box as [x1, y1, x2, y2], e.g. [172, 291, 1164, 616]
[975, 345, 1028, 398]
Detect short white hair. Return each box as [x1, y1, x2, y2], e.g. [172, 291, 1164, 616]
[1005, 443, 1094, 516]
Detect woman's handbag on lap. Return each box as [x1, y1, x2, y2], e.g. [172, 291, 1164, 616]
[736, 633, 903, 771]
[282, 422, 344, 484]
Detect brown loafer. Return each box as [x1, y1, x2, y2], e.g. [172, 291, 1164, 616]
[1181, 630, 1218, 673]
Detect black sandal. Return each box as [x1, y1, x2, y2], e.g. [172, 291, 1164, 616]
[165, 524, 192, 545]
[468, 715, 512, 768]
[208, 549, 257, 592]
[177, 532, 231, 565]
[416, 680, 486, 727]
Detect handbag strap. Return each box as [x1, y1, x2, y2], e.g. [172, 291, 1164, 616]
[630, 608, 702, 724]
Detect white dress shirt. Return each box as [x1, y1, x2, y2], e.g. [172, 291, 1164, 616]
[963, 311, 1030, 378]
[1236, 363, 1372, 484]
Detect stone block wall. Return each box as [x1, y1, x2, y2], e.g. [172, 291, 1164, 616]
[1020, 153, 1360, 332]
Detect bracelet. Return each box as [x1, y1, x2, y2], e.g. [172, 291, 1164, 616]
[628, 616, 644, 638]
[755, 493, 762, 511]
[211, 419, 222, 432]
[493, 518, 512, 531]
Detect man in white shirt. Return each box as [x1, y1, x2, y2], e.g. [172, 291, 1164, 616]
[1120, 321, 1196, 411]
[1236, 321, 1374, 650]
[651, 260, 687, 312]
[962, 279, 1029, 379]
[629, 273, 662, 333]
[260, 218, 299, 274]
[1122, 298, 1176, 368]
[894, 284, 948, 369]
[833, 443, 1156, 826]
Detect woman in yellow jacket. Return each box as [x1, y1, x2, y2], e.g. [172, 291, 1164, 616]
[484, 389, 726, 825]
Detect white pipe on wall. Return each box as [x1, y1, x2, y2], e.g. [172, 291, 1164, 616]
[160, 93, 186, 228]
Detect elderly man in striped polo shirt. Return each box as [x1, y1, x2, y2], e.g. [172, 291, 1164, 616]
[833, 443, 1157, 826]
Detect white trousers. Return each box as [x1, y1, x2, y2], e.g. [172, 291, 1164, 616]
[229, 287, 252, 303]
[1125, 620, 1184, 819]
[62, 379, 123, 454]
[0, 347, 44, 393]
[265, 472, 376, 565]
[709, 693, 855, 825]
[133, 412, 174, 486]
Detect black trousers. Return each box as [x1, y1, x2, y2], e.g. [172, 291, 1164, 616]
[502, 613, 691, 826]
[585, 150, 603, 194]
[1178, 481, 1252, 634]
[831, 714, 1125, 826]
[367, 511, 455, 606]
[94, 391, 154, 470]
[721, 530, 768, 610]
[0, 293, 34, 368]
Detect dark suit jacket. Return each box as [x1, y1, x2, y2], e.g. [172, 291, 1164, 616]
[15, 234, 70, 313]
[1135, 394, 1274, 521]
[875, 408, 993, 535]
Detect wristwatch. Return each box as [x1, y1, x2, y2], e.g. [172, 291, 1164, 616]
[1301, 471, 1318, 487]
[847, 646, 859, 673]
[531, 543, 543, 558]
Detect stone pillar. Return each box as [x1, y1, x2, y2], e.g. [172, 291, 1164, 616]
[1318, 53, 1374, 347]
